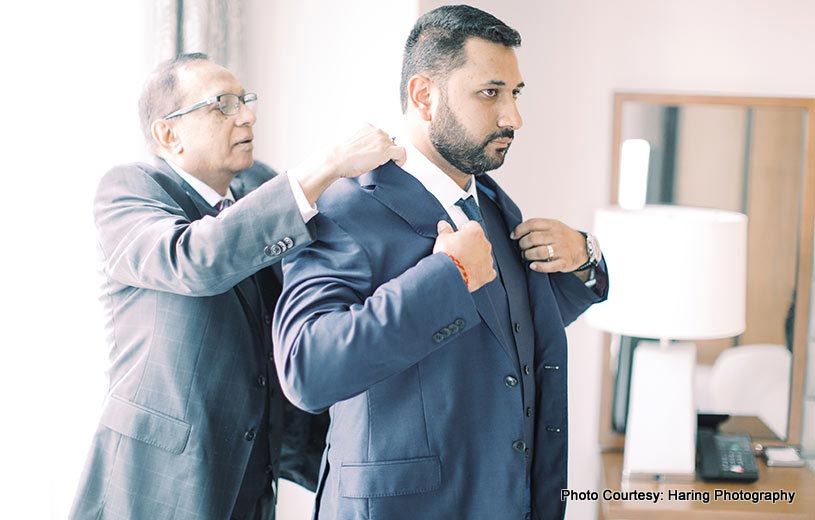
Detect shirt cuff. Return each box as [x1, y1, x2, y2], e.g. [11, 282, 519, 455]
[590, 258, 609, 298]
[584, 267, 597, 288]
[286, 170, 319, 223]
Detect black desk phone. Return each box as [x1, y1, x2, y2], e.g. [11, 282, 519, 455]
[697, 428, 759, 482]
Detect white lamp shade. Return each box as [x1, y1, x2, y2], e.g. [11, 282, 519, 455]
[586, 205, 747, 340]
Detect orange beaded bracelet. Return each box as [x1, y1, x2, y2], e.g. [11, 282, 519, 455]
[446, 253, 469, 288]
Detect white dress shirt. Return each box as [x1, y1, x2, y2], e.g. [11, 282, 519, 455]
[166, 159, 317, 222]
[398, 139, 479, 229]
[397, 140, 597, 287]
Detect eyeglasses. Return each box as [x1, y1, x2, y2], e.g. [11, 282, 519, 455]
[164, 92, 258, 120]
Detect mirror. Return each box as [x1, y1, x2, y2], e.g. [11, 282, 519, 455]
[599, 93, 815, 449]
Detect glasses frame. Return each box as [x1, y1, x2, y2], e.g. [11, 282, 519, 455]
[163, 92, 257, 120]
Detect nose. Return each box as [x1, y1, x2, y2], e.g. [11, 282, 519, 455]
[498, 98, 523, 130]
[235, 100, 256, 126]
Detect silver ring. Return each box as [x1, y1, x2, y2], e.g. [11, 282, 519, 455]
[546, 244, 554, 261]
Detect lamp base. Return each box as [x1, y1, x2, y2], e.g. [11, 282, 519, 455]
[622, 341, 697, 481]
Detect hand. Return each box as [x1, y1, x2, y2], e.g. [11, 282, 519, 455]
[292, 124, 406, 205]
[329, 124, 406, 179]
[511, 218, 588, 273]
[433, 220, 496, 292]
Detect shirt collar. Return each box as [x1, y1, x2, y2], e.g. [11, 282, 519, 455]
[398, 138, 479, 209]
[165, 159, 235, 208]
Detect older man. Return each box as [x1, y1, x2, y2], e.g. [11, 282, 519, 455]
[70, 53, 404, 520]
[274, 6, 608, 520]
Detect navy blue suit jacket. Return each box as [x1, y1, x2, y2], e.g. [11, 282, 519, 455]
[274, 162, 606, 519]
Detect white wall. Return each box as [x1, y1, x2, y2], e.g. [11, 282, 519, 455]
[245, 1, 815, 519]
[243, 0, 418, 171]
[3, 2, 151, 518]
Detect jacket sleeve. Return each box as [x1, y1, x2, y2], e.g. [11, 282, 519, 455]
[94, 164, 313, 296]
[273, 215, 480, 413]
[549, 258, 609, 327]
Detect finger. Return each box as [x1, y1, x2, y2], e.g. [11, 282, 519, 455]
[511, 218, 554, 240]
[461, 220, 485, 233]
[529, 258, 567, 273]
[390, 145, 407, 167]
[376, 129, 392, 144]
[522, 244, 558, 262]
[437, 220, 454, 235]
[517, 231, 550, 251]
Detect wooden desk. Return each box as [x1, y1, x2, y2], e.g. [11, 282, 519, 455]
[597, 452, 815, 519]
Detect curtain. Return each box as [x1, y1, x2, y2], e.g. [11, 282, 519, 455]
[152, 0, 244, 77]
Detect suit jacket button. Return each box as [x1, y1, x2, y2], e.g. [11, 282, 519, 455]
[512, 440, 526, 453]
[433, 332, 445, 343]
[263, 245, 274, 256]
[454, 318, 465, 328]
[513, 322, 521, 334]
[523, 364, 531, 375]
[504, 375, 518, 387]
[244, 429, 256, 441]
[283, 237, 294, 248]
[257, 375, 267, 387]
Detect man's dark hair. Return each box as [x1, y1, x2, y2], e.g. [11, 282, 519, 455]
[399, 5, 521, 113]
[138, 52, 210, 147]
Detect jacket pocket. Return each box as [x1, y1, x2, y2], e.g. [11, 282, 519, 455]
[99, 395, 192, 454]
[339, 456, 441, 498]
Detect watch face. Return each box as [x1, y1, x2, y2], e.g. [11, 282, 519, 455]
[588, 234, 601, 264]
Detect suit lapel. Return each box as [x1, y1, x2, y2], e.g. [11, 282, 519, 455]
[151, 157, 219, 218]
[360, 162, 451, 237]
[471, 282, 517, 364]
[476, 175, 523, 231]
[362, 163, 515, 360]
[151, 157, 263, 331]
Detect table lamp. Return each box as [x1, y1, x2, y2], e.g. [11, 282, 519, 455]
[586, 205, 747, 480]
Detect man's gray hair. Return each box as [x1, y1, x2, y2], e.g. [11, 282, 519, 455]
[138, 52, 209, 148]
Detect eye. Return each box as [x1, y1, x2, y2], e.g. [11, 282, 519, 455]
[481, 89, 498, 98]
[512, 89, 522, 99]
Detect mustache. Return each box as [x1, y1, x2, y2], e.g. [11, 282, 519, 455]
[482, 128, 515, 146]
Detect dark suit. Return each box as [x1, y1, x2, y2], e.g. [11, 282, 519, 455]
[71, 158, 327, 520]
[273, 161, 607, 519]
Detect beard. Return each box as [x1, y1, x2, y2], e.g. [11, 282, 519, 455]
[429, 92, 514, 176]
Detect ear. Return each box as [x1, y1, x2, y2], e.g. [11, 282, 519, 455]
[407, 74, 434, 122]
[151, 119, 183, 154]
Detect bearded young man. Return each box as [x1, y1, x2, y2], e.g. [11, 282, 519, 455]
[273, 6, 608, 519]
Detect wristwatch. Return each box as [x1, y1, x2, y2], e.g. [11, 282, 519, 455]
[575, 231, 602, 271]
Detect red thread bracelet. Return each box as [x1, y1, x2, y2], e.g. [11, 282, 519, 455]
[446, 254, 469, 288]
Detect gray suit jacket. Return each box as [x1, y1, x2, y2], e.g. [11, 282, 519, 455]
[71, 158, 327, 520]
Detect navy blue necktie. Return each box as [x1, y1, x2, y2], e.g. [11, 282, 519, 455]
[455, 195, 484, 225]
[214, 198, 233, 213]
